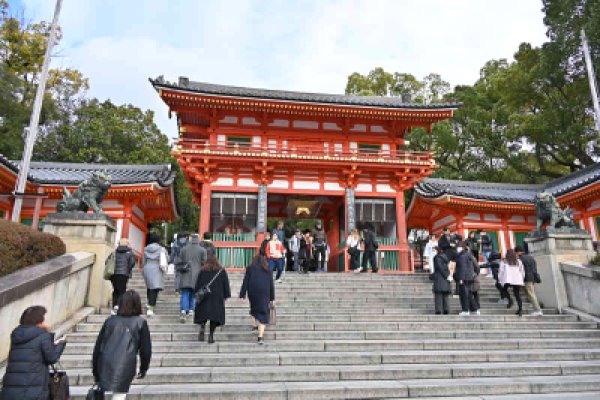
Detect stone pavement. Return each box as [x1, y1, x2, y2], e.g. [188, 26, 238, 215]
[65, 271, 600, 399]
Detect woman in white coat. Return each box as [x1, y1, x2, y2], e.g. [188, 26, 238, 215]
[498, 248, 525, 316]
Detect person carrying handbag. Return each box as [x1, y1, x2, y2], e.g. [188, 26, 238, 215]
[515, 245, 543, 316]
[1, 306, 67, 400]
[178, 234, 207, 323]
[142, 233, 168, 317]
[194, 255, 231, 344]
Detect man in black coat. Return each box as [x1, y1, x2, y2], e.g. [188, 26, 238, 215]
[515, 245, 543, 316]
[355, 228, 378, 273]
[454, 241, 475, 316]
[431, 247, 451, 314]
[200, 231, 216, 257]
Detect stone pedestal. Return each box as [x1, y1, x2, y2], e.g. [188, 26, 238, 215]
[525, 231, 594, 312]
[43, 213, 116, 310]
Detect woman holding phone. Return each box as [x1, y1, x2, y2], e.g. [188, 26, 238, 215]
[1, 306, 67, 400]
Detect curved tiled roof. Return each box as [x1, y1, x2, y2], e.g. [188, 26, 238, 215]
[150, 77, 460, 110]
[415, 162, 600, 203]
[1, 156, 175, 187]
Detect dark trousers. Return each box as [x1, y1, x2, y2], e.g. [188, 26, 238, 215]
[199, 320, 219, 335]
[504, 284, 523, 310]
[110, 275, 128, 308]
[495, 280, 509, 299]
[314, 245, 326, 270]
[458, 283, 471, 312]
[470, 291, 480, 312]
[362, 250, 378, 271]
[147, 288, 161, 307]
[434, 292, 449, 314]
[349, 250, 360, 270]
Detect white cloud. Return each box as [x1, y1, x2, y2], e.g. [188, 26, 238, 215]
[19, 0, 548, 138]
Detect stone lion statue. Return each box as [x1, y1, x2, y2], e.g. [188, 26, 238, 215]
[534, 191, 578, 232]
[56, 172, 112, 214]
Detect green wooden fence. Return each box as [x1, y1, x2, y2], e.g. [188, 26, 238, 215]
[216, 247, 256, 269]
[213, 232, 256, 242]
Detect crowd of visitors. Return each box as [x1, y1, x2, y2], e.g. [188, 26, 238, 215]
[427, 228, 543, 317]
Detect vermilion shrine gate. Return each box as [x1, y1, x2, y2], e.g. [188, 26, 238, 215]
[152, 77, 458, 272]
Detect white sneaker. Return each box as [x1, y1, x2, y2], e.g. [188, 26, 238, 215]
[188, 310, 194, 317]
[146, 307, 154, 317]
[530, 311, 543, 316]
[353, 267, 363, 274]
[458, 311, 470, 316]
[180, 311, 186, 323]
[475, 310, 481, 316]
[275, 279, 281, 283]
[111, 306, 118, 316]
[486, 273, 493, 278]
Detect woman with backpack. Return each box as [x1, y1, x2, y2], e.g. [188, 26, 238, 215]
[194, 255, 231, 344]
[93, 290, 151, 399]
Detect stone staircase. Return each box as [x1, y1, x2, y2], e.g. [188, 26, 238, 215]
[64, 270, 600, 399]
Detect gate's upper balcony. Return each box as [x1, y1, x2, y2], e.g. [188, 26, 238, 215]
[173, 138, 435, 168]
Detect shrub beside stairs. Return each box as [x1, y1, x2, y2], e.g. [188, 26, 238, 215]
[63, 271, 600, 399]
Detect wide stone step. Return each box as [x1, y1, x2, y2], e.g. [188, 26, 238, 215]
[75, 320, 595, 333]
[85, 313, 575, 324]
[62, 360, 600, 386]
[64, 328, 600, 343]
[68, 374, 600, 399]
[57, 348, 600, 369]
[62, 338, 600, 355]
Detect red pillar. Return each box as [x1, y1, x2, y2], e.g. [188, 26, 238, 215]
[199, 183, 211, 235]
[121, 201, 132, 239]
[31, 187, 44, 230]
[395, 191, 410, 272]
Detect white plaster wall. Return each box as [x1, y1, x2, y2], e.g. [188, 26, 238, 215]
[217, 135, 226, 146]
[508, 230, 515, 248]
[376, 184, 395, 193]
[115, 218, 123, 246]
[129, 224, 145, 254]
[323, 122, 341, 131]
[324, 182, 343, 191]
[269, 119, 289, 127]
[381, 144, 390, 154]
[356, 183, 373, 192]
[242, 117, 260, 125]
[433, 215, 456, 230]
[252, 136, 261, 146]
[527, 216, 537, 224]
[293, 181, 319, 190]
[590, 199, 600, 210]
[589, 216, 598, 241]
[214, 177, 234, 186]
[293, 120, 318, 129]
[270, 180, 289, 189]
[484, 214, 501, 221]
[509, 215, 525, 223]
[238, 178, 258, 188]
[466, 212, 480, 220]
[133, 205, 144, 220]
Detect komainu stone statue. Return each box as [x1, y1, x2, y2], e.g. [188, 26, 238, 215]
[532, 191, 579, 234]
[56, 172, 111, 214]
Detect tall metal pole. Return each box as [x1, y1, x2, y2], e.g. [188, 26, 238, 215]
[11, 0, 63, 222]
[582, 28, 600, 132]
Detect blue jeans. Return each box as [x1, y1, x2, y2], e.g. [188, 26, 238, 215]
[180, 288, 195, 312]
[483, 251, 492, 274]
[269, 258, 284, 280]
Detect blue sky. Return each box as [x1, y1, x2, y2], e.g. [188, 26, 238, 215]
[8, 0, 548, 139]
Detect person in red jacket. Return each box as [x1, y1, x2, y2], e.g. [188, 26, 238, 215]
[266, 232, 286, 282]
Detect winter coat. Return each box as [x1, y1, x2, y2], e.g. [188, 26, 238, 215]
[200, 240, 216, 257]
[194, 268, 231, 326]
[178, 241, 207, 290]
[240, 262, 275, 324]
[480, 235, 493, 252]
[466, 237, 479, 253]
[92, 315, 151, 393]
[312, 228, 326, 246]
[289, 235, 301, 253]
[299, 237, 310, 260]
[469, 254, 481, 292]
[454, 250, 476, 282]
[432, 253, 451, 294]
[520, 254, 538, 283]
[499, 260, 525, 286]
[142, 243, 166, 290]
[363, 231, 378, 252]
[114, 245, 137, 277]
[1, 326, 66, 400]
[168, 238, 187, 264]
[259, 239, 269, 257]
[265, 240, 285, 259]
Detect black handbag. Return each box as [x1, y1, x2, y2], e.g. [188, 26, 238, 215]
[86, 384, 104, 400]
[195, 269, 223, 304]
[49, 364, 70, 400]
